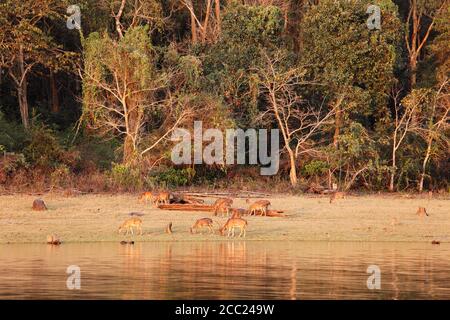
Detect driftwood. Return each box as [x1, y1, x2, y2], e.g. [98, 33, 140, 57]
[120, 241, 135, 245]
[265, 210, 287, 217]
[165, 222, 173, 234]
[157, 203, 286, 217]
[157, 204, 215, 212]
[176, 190, 271, 199]
[170, 194, 205, 204]
[46, 235, 61, 245]
[32, 198, 47, 211]
[129, 212, 145, 217]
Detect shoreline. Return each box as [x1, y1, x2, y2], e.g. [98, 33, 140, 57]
[1, 193, 449, 244]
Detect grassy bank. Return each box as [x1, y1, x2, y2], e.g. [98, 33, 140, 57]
[0, 193, 449, 243]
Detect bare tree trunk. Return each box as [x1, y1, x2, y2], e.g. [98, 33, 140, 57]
[187, 0, 198, 44]
[389, 146, 396, 192]
[115, 0, 126, 38]
[333, 107, 341, 148]
[215, 0, 221, 34]
[287, 147, 297, 187]
[332, 94, 345, 148]
[49, 71, 60, 113]
[409, 0, 419, 88]
[17, 46, 29, 129]
[202, 0, 212, 43]
[418, 137, 432, 192]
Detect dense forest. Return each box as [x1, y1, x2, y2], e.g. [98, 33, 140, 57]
[0, 0, 448, 193]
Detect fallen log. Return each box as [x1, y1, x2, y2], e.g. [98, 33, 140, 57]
[176, 190, 272, 199]
[171, 194, 205, 204]
[157, 204, 215, 212]
[265, 210, 287, 217]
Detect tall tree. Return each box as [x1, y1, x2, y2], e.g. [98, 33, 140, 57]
[81, 27, 189, 163]
[404, 0, 448, 88]
[302, 0, 403, 147]
[0, 0, 76, 129]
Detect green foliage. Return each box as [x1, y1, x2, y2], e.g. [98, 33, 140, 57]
[147, 167, 195, 188]
[302, 161, 330, 177]
[202, 3, 284, 126]
[301, 0, 403, 114]
[23, 125, 64, 169]
[0, 112, 27, 152]
[110, 163, 142, 190]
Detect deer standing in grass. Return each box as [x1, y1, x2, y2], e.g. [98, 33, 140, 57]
[190, 218, 214, 234]
[213, 198, 233, 216]
[229, 208, 248, 219]
[118, 218, 143, 236]
[220, 218, 248, 237]
[139, 192, 154, 204]
[329, 192, 346, 203]
[248, 200, 270, 216]
[153, 191, 171, 206]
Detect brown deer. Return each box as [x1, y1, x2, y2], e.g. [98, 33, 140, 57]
[219, 218, 248, 237]
[330, 192, 346, 203]
[416, 207, 429, 217]
[213, 198, 233, 216]
[153, 191, 171, 206]
[139, 192, 154, 204]
[190, 218, 214, 234]
[248, 200, 270, 216]
[118, 218, 143, 235]
[229, 208, 248, 219]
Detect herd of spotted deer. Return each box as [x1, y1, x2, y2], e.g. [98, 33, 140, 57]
[116, 190, 433, 239]
[118, 192, 267, 238]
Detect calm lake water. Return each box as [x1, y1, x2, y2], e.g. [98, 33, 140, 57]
[0, 241, 449, 299]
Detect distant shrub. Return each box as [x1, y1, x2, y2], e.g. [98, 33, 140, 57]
[110, 163, 142, 190]
[302, 160, 329, 177]
[147, 167, 195, 188]
[0, 112, 27, 152]
[23, 125, 63, 169]
[50, 164, 71, 188]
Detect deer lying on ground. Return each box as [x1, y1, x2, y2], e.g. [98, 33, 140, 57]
[219, 218, 248, 237]
[248, 200, 270, 216]
[190, 218, 214, 234]
[329, 192, 346, 203]
[118, 218, 143, 235]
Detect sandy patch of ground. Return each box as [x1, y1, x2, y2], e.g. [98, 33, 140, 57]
[0, 193, 448, 243]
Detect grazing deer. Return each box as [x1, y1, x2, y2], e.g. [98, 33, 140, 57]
[329, 192, 346, 203]
[153, 191, 171, 206]
[190, 218, 214, 234]
[213, 198, 233, 216]
[248, 200, 270, 216]
[229, 208, 248, 219]
[220, 218, 248, 237]
[139, 192, 154, 204]
[416, 207, 429, 217]
[213, 197, 233, 207]
[118, 218, 143, 235]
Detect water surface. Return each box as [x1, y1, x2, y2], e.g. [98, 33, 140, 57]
[0, 241, 449, 299]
